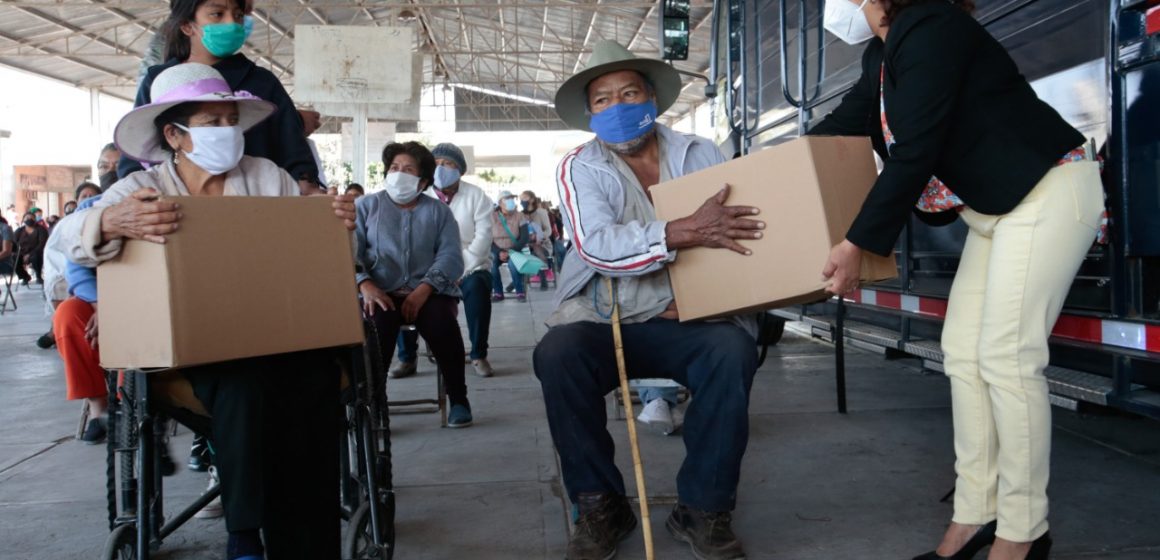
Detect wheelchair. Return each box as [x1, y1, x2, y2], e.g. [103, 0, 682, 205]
[101, 317, 397, 560]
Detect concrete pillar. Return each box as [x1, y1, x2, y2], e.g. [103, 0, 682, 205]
[351, 105, 368, 186]
[90, 89, 102, 179]
[0, 130, 11, 212]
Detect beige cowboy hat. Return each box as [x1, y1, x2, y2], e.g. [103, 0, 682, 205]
[114, 62, 276, 164]
[554, 40, 682, 132]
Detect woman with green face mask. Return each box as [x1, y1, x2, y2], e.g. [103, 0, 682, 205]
[117, 0, 323, 197]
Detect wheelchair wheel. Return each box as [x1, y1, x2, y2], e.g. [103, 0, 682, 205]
[344, 498, 395, 560]
[102, 524, 136, 560]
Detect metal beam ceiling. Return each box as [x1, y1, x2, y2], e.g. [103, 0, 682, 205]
[0, 0, 718, 130]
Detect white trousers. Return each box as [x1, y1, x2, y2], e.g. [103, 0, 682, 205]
[941, 160, 1103, 542]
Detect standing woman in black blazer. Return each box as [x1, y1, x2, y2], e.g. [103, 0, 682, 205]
[811, 1, 1103, 559]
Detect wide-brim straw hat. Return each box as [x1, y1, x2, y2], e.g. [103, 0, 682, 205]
[554, 40, 682, 132]
[114, 62, 276, 163]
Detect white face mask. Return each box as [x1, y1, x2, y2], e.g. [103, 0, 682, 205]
[384, 171, 422, 204]
[433, 166, 461, 190]
[824, 0, 874, 45]
[174, 124, 245, 175]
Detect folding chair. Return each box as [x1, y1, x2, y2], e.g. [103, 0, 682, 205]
[1, 246, 20, 314]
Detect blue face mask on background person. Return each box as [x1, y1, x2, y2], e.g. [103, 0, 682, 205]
[434, 166, 461, 190]
[503, 198, 517, 212]
[201, 22, 247, 58]
[588, 99, 658, 144]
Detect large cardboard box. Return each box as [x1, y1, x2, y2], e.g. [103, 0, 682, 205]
[98, 196, 364, 369]
[651, 136, 898, 321]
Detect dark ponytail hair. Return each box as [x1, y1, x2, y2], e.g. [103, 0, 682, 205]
[883, 0, 975, 25]
[161, 0, 241, 62]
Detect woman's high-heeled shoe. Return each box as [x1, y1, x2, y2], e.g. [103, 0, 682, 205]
[1025, 531, 1052, 560]
[912, 520, 998, 560]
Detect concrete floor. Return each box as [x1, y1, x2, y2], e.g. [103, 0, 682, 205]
[1, 280, 1159, 559]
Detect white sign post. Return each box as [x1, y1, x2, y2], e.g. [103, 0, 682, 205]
[294, 25, 422, 185]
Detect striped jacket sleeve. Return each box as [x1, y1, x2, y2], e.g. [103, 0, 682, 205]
[555, 147, 673, 278]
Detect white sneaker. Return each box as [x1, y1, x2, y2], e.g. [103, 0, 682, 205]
[472, 358, 494, 378]
[195, 466, 224, 519]
[636, 399, 673, 434]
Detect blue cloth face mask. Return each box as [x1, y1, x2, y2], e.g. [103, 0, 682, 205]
[503, 198, 517, 212]
[201, 22, 247, 58]
[434, 166, 461, 190]
[588, 100, 658, 144]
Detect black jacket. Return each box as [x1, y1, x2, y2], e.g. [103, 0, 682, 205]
[809, 1, 1085, 256]
[117, 54, 320, 186]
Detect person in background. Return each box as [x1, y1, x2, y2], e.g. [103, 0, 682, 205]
[392, 142, 496, 379]
[97, 143, 121, 191]
[50, 187, 109, 442]
[812, 2, 1102, 558]
[119, 0, 322, 196]
[14, 211, 48, 286]
[298, 108, 328, 188]
[489, 190, 529, 301]
[356, 141, 473, 427]
[345, 183, 365, 198]
[3, 204, 17, 225]
[0, 216, 13, 277]
[520, 190, 553, 290]
[545, 202, 569, 272]
[32, 208, 45, 224]
[36, 184, 104, 350]
[63, 201, 78, 216]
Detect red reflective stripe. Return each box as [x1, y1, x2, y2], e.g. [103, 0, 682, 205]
[850, 289, 1159, 351]
[918, 297, 948, 318]
[876, 291, 901, 310]
[1051, 315, 1103, 343]
[1147, 6, 1160, 35]
[557, 145, 666, 272]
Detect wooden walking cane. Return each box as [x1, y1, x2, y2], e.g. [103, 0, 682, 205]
[606, 277, 655, 560]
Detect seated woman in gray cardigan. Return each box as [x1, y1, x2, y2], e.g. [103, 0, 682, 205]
[354, 141, 473, 428]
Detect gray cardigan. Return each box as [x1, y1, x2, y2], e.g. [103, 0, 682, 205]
[355, 192, 464, 297]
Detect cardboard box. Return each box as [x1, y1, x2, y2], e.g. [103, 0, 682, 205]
[98, 196, 364, 369]
[651, 136, 898, 321]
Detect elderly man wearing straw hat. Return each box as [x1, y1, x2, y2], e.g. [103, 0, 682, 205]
[533, 40, 765, 560]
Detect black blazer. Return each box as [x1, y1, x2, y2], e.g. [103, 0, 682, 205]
[808, 1, 1085, 256]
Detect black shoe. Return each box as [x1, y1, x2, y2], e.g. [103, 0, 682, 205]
[36, 330, 55, 349]
[188, 435, 212, 472]
[1026, 532, 1052, 560]
[913, 520, 997, 560]
[159, 442, 177, 477]
[80, 417, 107, 444]
[566, 493, 637, 560]
[665, 503, 746, 560]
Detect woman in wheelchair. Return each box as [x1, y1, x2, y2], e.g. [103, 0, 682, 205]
[354, 141, 474, 428]
[54, 62, 358, 560]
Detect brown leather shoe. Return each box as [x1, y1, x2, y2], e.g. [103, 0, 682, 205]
[665, 503, 746, 560]
[566, 493, 637, 560]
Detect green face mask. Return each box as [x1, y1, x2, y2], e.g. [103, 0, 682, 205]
[200, 22, 246, 58]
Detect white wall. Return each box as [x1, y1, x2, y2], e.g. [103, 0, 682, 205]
[0, 66, 133, 207]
